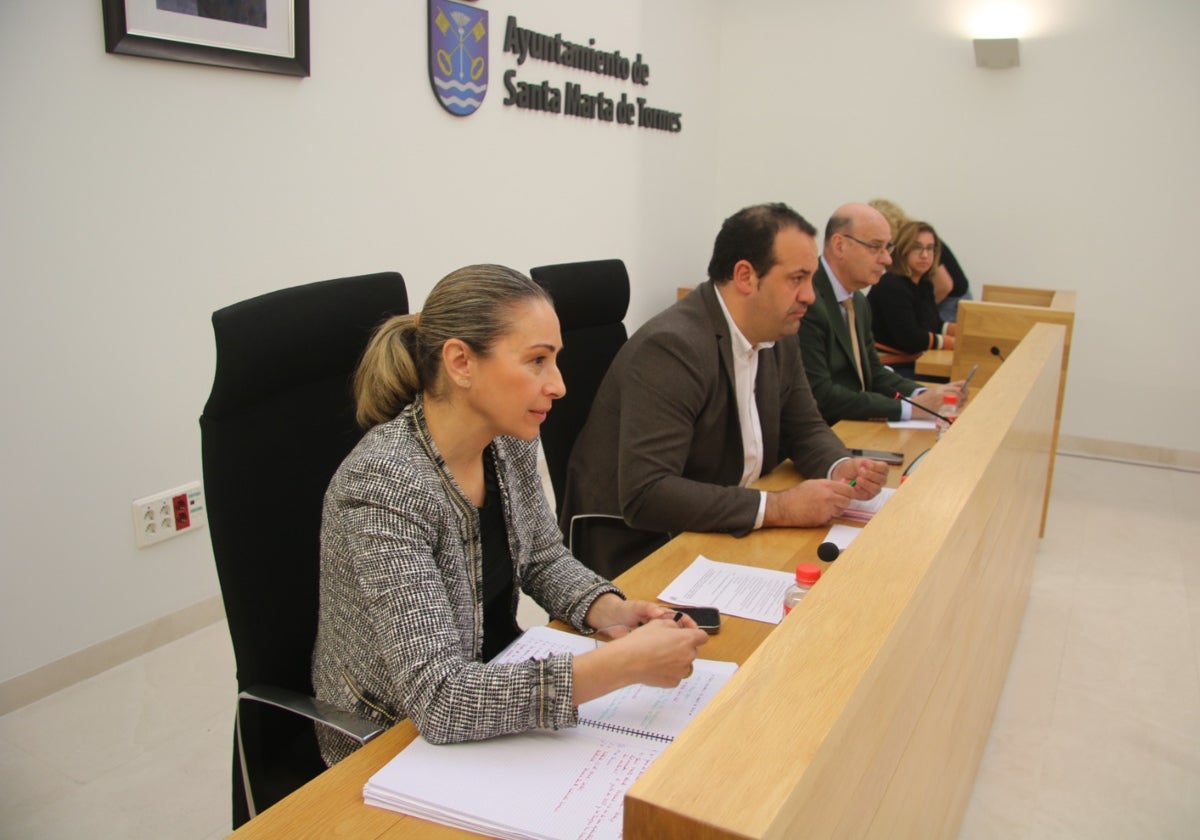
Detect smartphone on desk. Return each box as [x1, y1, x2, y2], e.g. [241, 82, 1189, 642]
[675, 606, 721, 634]
[849, 448, 905, 466]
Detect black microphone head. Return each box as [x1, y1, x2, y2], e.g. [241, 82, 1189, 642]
[817, 541, 840, 562]
[990, 345, 1003, 358]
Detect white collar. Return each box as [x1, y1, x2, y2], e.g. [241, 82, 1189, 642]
[821, 255, 854, 304]
[714, 283, 775, 355]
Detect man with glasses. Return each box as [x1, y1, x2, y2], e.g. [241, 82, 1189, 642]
[798, 203, 964, 424]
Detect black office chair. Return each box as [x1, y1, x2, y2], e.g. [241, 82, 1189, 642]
[199, 272, 407, 828]
[530, 259, 636, 576]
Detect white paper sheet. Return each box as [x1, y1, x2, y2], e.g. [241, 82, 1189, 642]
[823, 523, 864, 549]
[887, 419, 937, 429]
[841, 486, 896, 523]
[655, 555, 794, 624]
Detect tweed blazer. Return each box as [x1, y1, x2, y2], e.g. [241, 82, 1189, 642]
[312, 396, 619, 764]
[560, 281, 848, 557]
[798, 265, 919, 424]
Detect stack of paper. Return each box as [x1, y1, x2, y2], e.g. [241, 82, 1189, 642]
[363, 626, 736, 840]
[840, 486, 896, 523]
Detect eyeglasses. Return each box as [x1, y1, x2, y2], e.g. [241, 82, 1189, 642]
[842, 233, 895, 255]
[909, 244, 937, 254]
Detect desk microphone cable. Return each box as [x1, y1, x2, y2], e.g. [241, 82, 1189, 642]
[894, 392, 956, 425]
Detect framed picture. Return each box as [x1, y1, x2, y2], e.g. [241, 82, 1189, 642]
[102, 0, 310, 77]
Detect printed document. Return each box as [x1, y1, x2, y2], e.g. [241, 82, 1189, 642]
[656, 555, 794, 624]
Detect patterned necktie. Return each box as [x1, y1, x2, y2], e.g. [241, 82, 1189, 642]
[842, 298, 864, 389]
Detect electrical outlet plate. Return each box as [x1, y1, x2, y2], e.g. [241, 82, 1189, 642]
[132, 481, 207, 548]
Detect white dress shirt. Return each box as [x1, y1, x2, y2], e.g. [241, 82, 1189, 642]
[713, 290, 771, 528]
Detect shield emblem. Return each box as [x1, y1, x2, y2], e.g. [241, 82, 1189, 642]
[429, 0, 488, 116]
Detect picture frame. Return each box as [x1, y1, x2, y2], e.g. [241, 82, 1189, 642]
[102, 0, 310, 77]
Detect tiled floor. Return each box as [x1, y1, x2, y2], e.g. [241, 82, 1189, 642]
[958, 454, 1200, 839]
[1, 455, 1197, 839]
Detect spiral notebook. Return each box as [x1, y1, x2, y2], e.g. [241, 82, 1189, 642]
[363, 625, 736, 840]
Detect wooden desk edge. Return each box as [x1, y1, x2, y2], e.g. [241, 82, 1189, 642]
[624, 323, 1065, 839]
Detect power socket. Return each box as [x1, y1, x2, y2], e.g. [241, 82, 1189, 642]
[132, 481, 207, 548]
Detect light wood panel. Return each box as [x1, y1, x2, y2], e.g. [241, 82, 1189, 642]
[952, 286, 1074, 389]
[914, 347, 953, 379]
[624, 322, 1065, 840]
[952, 285, 1075, 535]
[980, 284, 1058, 307]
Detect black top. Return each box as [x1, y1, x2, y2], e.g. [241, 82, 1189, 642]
[940, 241, 970, 298]
[869, 272, 945, 354]
[478, 454, 520, 662]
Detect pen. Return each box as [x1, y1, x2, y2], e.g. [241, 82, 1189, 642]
[963, 363, 979, 389]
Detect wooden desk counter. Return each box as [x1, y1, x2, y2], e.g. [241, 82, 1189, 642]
[954, 284, 1075, 535]
[915, 347, 954, 379]
[625, 323, 1064, 839]
[227, 425, 936, 839]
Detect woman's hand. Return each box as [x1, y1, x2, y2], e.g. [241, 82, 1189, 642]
[574, 596, 708, 704]
[608, 619, 709, 687]
[587, 595, 700, 636]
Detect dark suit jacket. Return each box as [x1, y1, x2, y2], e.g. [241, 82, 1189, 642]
[798, 265, 919, 424]
[940, 241, 970, 298]
[560, 282, 848, 567]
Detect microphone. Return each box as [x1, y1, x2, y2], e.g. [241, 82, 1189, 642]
[894, 391, 955, 424]
[817, 541, 840, 563]
[990, 345, 1007, 362]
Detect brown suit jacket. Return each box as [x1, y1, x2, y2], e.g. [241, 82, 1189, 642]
[560, 282, 848, 569]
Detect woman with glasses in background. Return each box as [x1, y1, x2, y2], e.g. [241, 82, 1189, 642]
[869, 199, 972, 323]
[867, 220, 956, 379]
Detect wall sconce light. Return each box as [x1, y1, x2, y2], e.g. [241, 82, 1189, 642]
[974, 37, 1020, 68]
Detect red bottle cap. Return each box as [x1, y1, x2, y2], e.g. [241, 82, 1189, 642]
[795, 563, 822, 586]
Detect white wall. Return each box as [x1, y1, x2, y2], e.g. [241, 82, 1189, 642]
[3, 0, 1196, 685]
[715, 0, 1200, 452]
[0, 0, 721, 684]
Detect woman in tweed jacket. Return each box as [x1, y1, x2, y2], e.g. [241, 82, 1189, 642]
[312, 265, 708, 764]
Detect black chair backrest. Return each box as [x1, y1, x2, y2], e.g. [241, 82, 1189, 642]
[529, 259, 629, 512]
[200, 272, 408, 699]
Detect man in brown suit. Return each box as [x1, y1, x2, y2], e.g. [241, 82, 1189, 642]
[560, 203, 888, 576]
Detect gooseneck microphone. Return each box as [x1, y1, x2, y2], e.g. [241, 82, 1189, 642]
[817, 541, 840, 563]
[990, 345, 1007, 362]
[894, 391, 956, 424]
